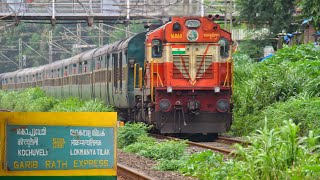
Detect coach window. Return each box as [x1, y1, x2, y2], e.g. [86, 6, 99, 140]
[219, 38, 229, 58]
[152, 39, 162, 57]
[78, 62, 82, 73]
[97, 56, 102, 69]
[64, 66, 68, 76]
[72, 64, 77, 74]
[105, 55, 109, 68]
[83, 61, 88, 73]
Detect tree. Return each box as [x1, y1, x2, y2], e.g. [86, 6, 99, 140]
[236, 0, 296, 34]
[297, 0, 320, 30]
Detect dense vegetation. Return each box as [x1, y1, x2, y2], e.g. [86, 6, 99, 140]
[117, 123, 188, 171]
[118, 120, 320, 179]
[0, 87, 114, 112]
[232, 43, 320, 136]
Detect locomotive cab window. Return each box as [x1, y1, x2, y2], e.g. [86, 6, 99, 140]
[219, 38, 229, 58]
[152, 39, 163, 58]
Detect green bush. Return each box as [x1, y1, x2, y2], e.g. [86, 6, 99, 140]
[14, 87, 48, 112]
[155, 159, 186, 171]
[179, 150, 225, 179]
[123, 135, 156, 153]
[0, 91, 19, 110]
[137, 140, 188, 161]
[50, 97, 85, 112]
[117, 123, 150, 149]
[79, 99, 114, 112]
[28, 97, 58, 112]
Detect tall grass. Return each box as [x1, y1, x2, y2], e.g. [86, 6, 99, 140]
[0, 88, 114, 112]
[232, 43, 320, 136]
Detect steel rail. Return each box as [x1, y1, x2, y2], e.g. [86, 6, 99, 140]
[150, 134, 232, 155]
[117, 163, 155, 180]
[186, 140, 232, 155]
[216, 136, 251, 146]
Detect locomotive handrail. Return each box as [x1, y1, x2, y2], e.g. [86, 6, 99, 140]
[150, 59, 164, 103]
[223, 57, 232, 87]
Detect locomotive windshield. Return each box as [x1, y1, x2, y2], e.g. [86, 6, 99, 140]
[219, 38, 229, 58]
[152, 39, 162, 57]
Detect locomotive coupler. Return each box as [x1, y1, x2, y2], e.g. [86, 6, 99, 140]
[187, 100, 200, 116]
[173, 100, 187, 133]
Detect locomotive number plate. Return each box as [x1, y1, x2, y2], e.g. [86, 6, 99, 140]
[170, 33, 183, 39]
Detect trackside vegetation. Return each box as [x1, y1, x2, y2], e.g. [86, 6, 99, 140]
[0, 87, 114, 112]
[117, 123, 188, 171]
[118, 120, 320, 179]
[232, 44, 320, 136]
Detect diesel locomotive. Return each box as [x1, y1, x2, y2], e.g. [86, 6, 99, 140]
[0, 16, 233, 134]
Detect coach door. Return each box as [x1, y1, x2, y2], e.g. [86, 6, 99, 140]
[112, 53, 118, 106]
[106, 54, 110, 104]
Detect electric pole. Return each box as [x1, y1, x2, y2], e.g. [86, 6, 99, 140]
[19, 38, 22, 69]
[125, 0, 130, 38]
[99, 22, 103, 47]
[49, 31, 53, 63]
[76, 23, 82, 54]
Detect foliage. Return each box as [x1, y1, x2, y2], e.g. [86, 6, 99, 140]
[155, 159, 186, 171]
[120, 122, 188, 171]
[78, 99, 114, 112]
[0, 91, 19, 110]
[232, 44, 320, 136]
[117, 123, 150, 149]
[14, 87, 49, 111]
[123, 135, 157, 153]
[28, 97, 58, 112]
[138, 140, 188, 161]
[179, 150, 226, 179]
[298, 0, 320, 30]
[235, 0, 296, 34]
[237, 39, 276, 59]
[179, 120, 320, 180]
[0, 88, 114, 112]
[124, 138, 188, 171]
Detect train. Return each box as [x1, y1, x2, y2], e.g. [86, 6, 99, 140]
[0, 16, 233, 134]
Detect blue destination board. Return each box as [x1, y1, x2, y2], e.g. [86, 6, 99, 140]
[6, 125, 115, 171]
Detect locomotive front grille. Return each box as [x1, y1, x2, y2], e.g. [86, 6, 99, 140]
[196, 55, 213, 78]
[173, 55, 190, 79]
[172, 54, 213, 79]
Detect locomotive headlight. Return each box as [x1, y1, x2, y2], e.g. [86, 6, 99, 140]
[216, 99, 229, 112]
[159, 99, 172, 112]
[214, 86, 220, 93]
[167, 86, 173, 93]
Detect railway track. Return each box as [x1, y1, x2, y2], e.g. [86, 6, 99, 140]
[117, 163, 155, 180]
[216, 136, 251, 146]
[151, 134, 250, 155]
